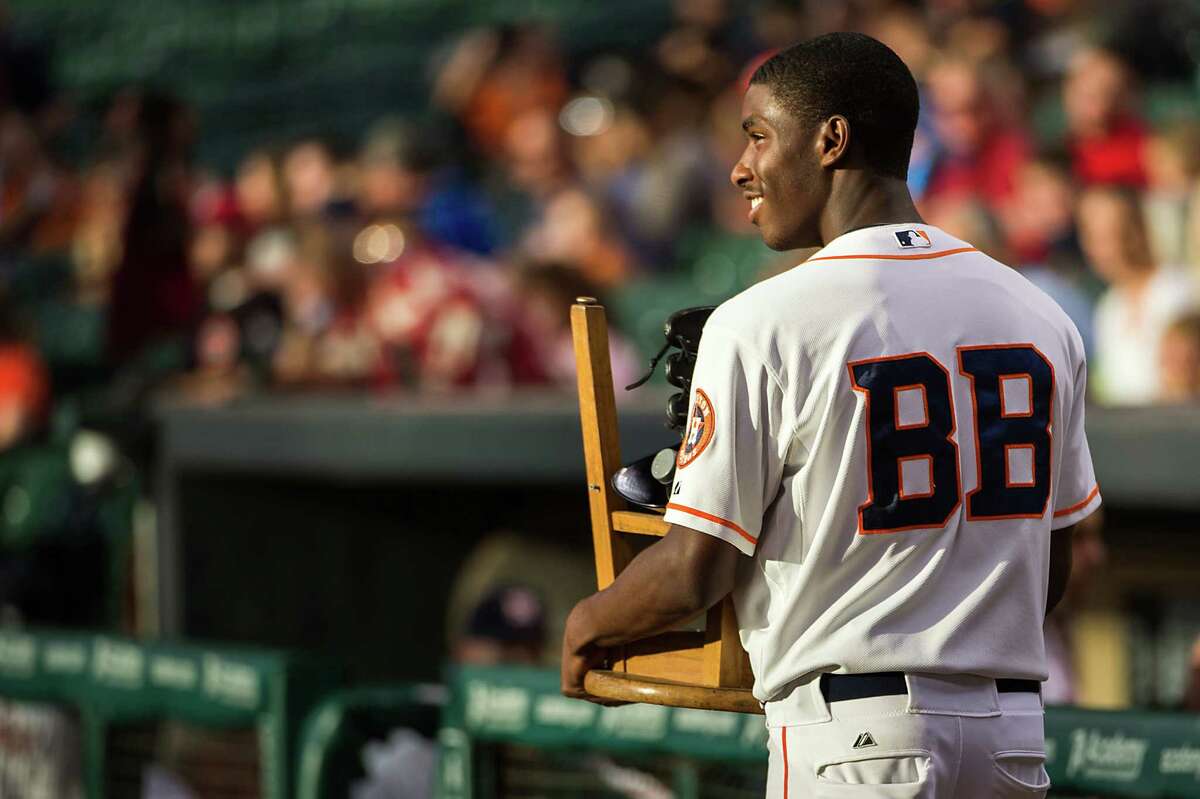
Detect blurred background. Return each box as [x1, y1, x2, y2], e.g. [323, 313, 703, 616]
[0, 0, 1196, 796]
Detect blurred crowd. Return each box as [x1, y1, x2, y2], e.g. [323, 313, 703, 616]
[0, 0, 1192, 634]
[0, 0, 1195, 440]
[0, 0, 1193, 615]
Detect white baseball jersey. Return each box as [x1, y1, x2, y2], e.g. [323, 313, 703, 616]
[663, 223, 1101, 707]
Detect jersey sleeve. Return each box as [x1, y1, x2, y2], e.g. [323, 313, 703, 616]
[662, 325, 788, 556]
[1051, 356, 1101, 529]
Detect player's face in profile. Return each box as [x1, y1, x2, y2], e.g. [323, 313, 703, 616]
[731, 83, 824, 251]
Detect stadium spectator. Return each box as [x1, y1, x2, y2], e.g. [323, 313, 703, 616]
[187, 180, 242, 289]
[0, 111, 77, 255]
[565, 83, 711, 269]
[1079, 185, 1197, 404]
[921, 56, 1030, 224]
[569, 99, 649, 196]
[521, 186, 634, 288]
[364, 231, 492, 389]
[1142, 121, 1200, 271]
[514, 262, 640, 391]
[748, 0, 807, 54]
[234, 148, 287, 233]
[1158, 312, 1200, 404]
[70, 158, 128, 305]
[620, 81, 713, 268]
[653, 0, 740, 94]
[399, 582, 616, 799]
[868, 5, 939, 197]
[867, 5, 934, 82]
[454, 584, 547, 666]
[1002, 154, 1083, 268]
[272, 222, 375, 388]
[0, 340, 48, 452]
[432, 25, 568, 158]
[490, 106, 579, 253]
[281, 138, 342, 220]
[106, 91, 202, 368]
[357, 117, 498, 255]
[1062, 47, 1148, 187]
[177, 313, 248, 405]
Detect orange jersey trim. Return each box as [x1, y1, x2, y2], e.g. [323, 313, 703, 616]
[1053, 485, 1101, 518]
[665, 503, 758, 545]
[807, 246, 979, 263]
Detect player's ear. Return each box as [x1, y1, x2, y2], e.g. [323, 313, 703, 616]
[815, 115, 850, 168]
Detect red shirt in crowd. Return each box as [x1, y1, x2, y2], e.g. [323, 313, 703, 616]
[1069, 115, 1147, 187]
[924, 127, 1031, 212]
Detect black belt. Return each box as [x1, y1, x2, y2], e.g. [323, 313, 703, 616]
[819, 672, 1040, 703]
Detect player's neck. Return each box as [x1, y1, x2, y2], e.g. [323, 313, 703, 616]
[820, 173, 924, 246]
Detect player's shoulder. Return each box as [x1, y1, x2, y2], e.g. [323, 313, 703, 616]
[705, 260, 821, 342]
[876, 223, 1086, 349]
[988, 252, 1085, 324]
[706, 224, 941, 334]
[694, 267, 801, 383]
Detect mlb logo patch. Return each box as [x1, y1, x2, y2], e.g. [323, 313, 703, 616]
[894, 229, 932, 248]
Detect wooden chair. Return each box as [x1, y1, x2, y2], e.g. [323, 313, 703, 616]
[570, 298, 761, 714]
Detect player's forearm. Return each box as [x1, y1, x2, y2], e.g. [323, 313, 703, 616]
[575, 549, 710, 648]
[566, 528, 738, 652]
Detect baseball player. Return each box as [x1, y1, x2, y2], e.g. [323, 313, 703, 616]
[563, 32, 1099, 798]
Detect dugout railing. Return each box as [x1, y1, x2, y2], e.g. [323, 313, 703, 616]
[1, 638, 1195, 796]
[0, 628, 340, 798]
[435, 664, 1200, 799]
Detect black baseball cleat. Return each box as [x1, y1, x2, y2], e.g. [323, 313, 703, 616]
[624, 306, 717, 392]
[614, 305, 715, 511]
[611, 445, 680, 511]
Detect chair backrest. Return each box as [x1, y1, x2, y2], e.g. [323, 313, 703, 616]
[570, 299, 752, 690]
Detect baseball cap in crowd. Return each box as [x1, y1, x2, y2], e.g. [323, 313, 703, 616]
[455, 585, 547, 666]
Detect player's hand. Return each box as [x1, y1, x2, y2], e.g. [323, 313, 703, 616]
[561, 599, 623, 704]
[561, 641, 611, 702]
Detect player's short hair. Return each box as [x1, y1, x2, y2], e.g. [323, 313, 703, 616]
[751, 32, 919, 180]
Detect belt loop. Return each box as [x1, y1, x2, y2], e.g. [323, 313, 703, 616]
[764, 673, 832, 727]
[807, 673, 832, 722]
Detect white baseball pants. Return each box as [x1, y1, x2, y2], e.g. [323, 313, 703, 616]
[764, 674, 1050, 798]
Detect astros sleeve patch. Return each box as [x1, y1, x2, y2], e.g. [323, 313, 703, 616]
[677, 388, 715, 469]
